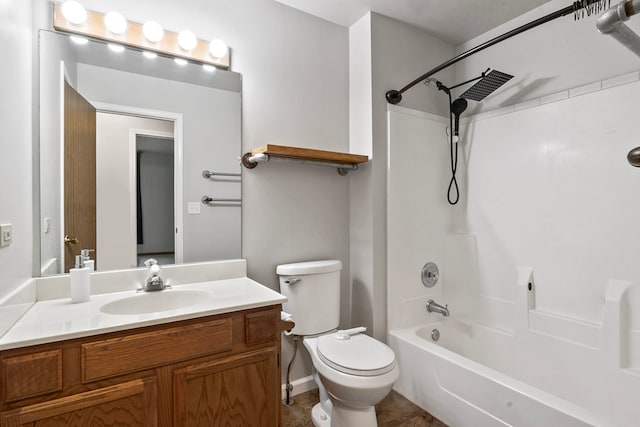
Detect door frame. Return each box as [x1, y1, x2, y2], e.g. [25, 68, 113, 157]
[90, 102, 184, 266]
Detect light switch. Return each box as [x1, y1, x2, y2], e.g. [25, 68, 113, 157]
[0, 224, 12, 247]
[188, 202, 201, 215]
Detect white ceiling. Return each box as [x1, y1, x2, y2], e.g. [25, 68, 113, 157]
[273, 0, 551, 44]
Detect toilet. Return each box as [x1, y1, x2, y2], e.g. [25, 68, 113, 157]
[277, 260, 399, 427]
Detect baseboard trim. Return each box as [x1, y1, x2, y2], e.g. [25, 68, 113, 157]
[281, 375, 316, 400]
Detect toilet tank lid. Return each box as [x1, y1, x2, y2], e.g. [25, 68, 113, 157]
[277, 260, 342, 275]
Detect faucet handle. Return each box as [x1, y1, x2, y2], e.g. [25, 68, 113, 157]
[143, 258, 158, 268]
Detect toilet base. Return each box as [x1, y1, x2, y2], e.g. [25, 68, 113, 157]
[331, 402, 378, 427]
[311, 401, 378, 427]
[311, 403, 331, 427]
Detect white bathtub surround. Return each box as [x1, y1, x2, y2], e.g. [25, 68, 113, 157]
[389, 274, 638, 426]
[387, 74, 640, 426]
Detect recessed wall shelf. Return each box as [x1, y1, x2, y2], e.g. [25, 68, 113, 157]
[241, 144, 368, 175]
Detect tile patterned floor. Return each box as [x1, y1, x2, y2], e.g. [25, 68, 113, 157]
[282, 389, 449, 427]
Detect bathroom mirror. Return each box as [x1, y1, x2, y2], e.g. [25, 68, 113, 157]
[38, 30, 242, 275]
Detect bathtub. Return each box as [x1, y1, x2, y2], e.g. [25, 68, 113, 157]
[388, 321, 617, 427]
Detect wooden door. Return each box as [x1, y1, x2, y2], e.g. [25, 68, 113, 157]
[173, 349, 279, 427]
[63, 81, 97, 272]
[0, 378, 157, 426]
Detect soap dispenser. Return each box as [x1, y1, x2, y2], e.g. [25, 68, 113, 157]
[70, 255, 90, 303]
[81, 249, 95, 272]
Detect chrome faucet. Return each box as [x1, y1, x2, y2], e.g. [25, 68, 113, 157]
[426, 299, 450, 317]
[142, 258, 170, 292]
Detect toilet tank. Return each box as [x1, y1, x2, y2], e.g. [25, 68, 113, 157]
[277, 260, 342, 336]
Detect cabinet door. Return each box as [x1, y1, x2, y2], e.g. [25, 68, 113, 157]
[0, 378, 157, 427]
[173, 349, 279, 427]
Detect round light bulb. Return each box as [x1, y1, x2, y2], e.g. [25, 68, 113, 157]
[208, 39, 228, 59]
[177, 30, 197, 51]
[202, 64, 216, 72]
[104, 12, 127, 34]
[61, 1, 87, 25]
[143, 21, 164, 43]
[174, 58, 188, 66]
[69, 35, 89, 45]
[108, 43, 125, 53]
[142, 51, 157, 59]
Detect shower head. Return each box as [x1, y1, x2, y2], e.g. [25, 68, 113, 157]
[460, 69, 514, 101]
[451, 98, 468, 137]
[628, 147, 640, 167]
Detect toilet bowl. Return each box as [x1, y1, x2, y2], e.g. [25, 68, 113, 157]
[277, 260, 399, 427]
[303, 332, 399, 427]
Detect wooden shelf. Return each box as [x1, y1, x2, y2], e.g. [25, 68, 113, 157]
[242, 144, 368, 175]
[252, 144, 368, 164]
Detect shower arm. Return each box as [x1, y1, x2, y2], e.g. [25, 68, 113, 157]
[386, 0, 640, 105]
[430, 69, 491, 97]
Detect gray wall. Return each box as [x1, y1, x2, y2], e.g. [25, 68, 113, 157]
[0, 0, 33, 299]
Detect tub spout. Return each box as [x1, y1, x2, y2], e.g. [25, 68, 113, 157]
[426, 299, 450, 317]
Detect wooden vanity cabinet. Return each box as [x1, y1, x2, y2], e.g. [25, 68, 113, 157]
[0, 305, 282, 427]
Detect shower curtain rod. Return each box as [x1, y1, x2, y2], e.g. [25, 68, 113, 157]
[386, 1, 606, 105]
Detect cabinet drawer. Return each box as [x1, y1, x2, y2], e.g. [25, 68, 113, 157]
[82, 318, 232, 382]
[2, 350, 63, 402]
[1, 378, 157, 426]
[245, 309, 278, 346]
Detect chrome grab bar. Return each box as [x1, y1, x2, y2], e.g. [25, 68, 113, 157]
[202, 170, 241, 178]
[201, 196, 241, 204]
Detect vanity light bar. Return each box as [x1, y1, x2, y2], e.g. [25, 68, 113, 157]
[53, 3, 230, 69]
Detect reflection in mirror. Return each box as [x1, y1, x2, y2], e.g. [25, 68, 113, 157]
[39, 30, 242, 276]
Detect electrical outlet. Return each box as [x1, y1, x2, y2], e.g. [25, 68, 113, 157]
[188, 202, 201, 215]
[0, 224, 13, 247]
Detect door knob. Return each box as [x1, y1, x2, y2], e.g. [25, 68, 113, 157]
[64, 235, 79, 244]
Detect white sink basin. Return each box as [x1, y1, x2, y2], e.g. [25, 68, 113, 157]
[100, 289, 213, 315]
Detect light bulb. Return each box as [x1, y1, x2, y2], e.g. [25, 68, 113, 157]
[70, 35, 88, 45]
[108, 43, 125, 53]
[208, 39, 228, 59]
[143, 21, 164, 43]
[174, 58, 188, 66]
[178, 30, 197, 51]
[61, 1, 87, 25]
[142, 51, 157, 59]
[104, 12, 127, 34]
[203, 64, 216, 72]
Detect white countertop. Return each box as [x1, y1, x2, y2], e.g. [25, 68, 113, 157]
[0, 277, 286, 351]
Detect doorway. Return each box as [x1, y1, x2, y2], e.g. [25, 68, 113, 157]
[94, 108, 182, 270]
[135, 134, 175, 266]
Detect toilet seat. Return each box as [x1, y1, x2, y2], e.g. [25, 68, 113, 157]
[316, 332, 396, 376]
